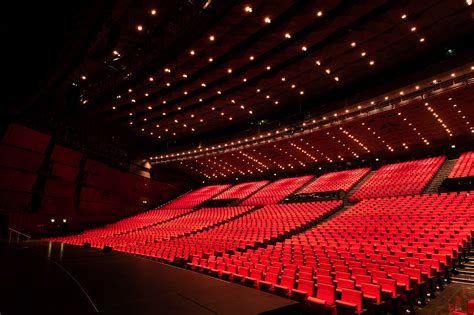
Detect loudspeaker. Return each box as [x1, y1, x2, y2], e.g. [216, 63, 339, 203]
[103, 245, 112, 253]
[83, 242, 91, 248]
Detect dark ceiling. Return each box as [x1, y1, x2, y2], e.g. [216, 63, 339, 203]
[2, 0, 474, 173]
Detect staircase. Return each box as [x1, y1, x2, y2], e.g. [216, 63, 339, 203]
[424, 159, 457, 194]
[452, 254, 474, 285]
[345, 170, 376, 204]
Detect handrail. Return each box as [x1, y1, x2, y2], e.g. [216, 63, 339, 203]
[8, 228, 32, 243]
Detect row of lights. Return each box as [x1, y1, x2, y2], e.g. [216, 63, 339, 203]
[149, 66, 473, 163]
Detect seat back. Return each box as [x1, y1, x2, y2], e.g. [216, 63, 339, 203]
[371, 270, 387, 283]
[392, 273, 411, 290]
[317, 275, 333, 285]
[355, 275, 372, 287]
[378, 278, 397, 297]
[280, 275, 295, 288]
[250, 268, 262, 280]
[337, 278, 355, 290]
[299, 271, 313, 281]
[317, 283, 335, 304]
[264, 272, 278, 284]
[342, 288, 363, 313]
[297, 279, 315, 296]
[404, 267, 422, 283]
[238, 266, 249, 277]
[361, 283, 381, 303]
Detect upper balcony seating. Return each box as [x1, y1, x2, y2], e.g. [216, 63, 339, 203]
[213, 181, 269, 200]
[449, 152, 473, 178]
[299, 168, 370, 194]
[161, 184, 231, 209]
[350, 157, 445, 201]
[241, 175, 314, 206]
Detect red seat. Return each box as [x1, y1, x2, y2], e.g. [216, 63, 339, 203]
[336, 288, 364, 314]
[291, 279, 314, 300]
[361, 283, 382, 304]
[259, 272, 278, 291]
[308, 283, 335, 315]
[244, 268, 263, 287]
[274, 275, 295, 296]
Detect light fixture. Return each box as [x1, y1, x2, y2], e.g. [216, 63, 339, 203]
[244, 6, 253, 13]
[208, 57, 213, 62]
[137, 25, 143, 31]
[51, 219, 55, 223]
[301, 46, 307, 51]
[419, 37, 425, 42]
[361, 51, 366, 57]
[151, 9, 157, 15]
[351, 42, 356, 47]
[285, 33, 291, 39]
[264, 17, 271, 24]
[209, 35, 215, 41]
[369, 60, 375, 66]
[411, 26, 417, 32]
[317, 11, 323, 17]
[401, 14, 407, 19]
[81, 75, 87, 80]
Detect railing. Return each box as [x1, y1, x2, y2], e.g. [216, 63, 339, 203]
[8, 228, 32, 244]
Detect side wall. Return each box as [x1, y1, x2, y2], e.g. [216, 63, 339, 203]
[0, 124, 185, 237]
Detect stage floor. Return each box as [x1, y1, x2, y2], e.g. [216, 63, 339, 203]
[0, 240, 298, 315]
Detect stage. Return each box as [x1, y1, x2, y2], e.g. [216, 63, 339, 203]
[0, 240, 299, 315]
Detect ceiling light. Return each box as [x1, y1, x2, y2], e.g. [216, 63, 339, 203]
[325, 69, 330, 74]
[315, 60, 321, 66]
[299, 90, 304, 95]
[264, 17, 271, 24]
[361, 51, 366, 57]
[81, 75, 87, 80]
[190, 50, 195, 55]
[164, 68, 171, 73]
[401, 14, 407, 19]
[285, 33, 291, 39]
[149, 77, 154, 82]
[317, 11, 323, 17]
[411, 26, 417, 32]
[249, 56, 254, 60]
[151, 9, 157, 15]
[334, 76, 339, 81]
[113, 50, 120, 56]
[209, 35, 215, 41]
[369, 60, 375, 65]
[244, 6, 252, 13]
[281, 77, 286, 81]
[467, 0, 472, 5]
[208, 57, 213, 62]
[227, 68, 232, 73]
[351, 42, 356, 47]
[301, 46, 307, 51]
[137, 25, 143, 31]
[419, 37, 425, 42]
[266, 66, 271, 70]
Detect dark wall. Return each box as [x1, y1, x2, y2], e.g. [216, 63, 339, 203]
[0, 123, 186, 237]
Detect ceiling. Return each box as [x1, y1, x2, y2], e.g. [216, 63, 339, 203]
[158, 82, 474, 181]
[3, 0, 474, 179]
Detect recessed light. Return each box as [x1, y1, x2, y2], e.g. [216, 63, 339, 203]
[369, 60, 375, 65]
[81, 75, 87, 80]
[351, 42, 356, 47]
[151, 9, 157, 15]
[264, 17, 271, 24]
[137, 25, 143, 31]
[190, 50, 195, 55]
[209, 35, 215, 41]
[419, 37, 425, 42]
[401, 14, 407, 19]
[317, 11, 323, 17]
[285, 33, 291, 39]
[244, 6, 252, 13]
[411, 26, 417, 32]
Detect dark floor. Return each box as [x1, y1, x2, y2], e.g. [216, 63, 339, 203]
[0, 240, 298, 315]
[417, 282, 474, 315]
[1, 240, 473, 315]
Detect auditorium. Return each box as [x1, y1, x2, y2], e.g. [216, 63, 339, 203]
[1, 1, 474, 314]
